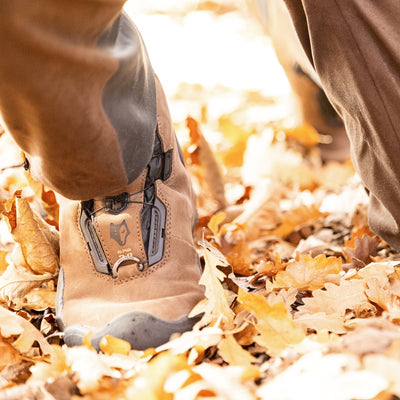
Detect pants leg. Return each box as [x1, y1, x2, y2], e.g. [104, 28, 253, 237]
[283, 0, 400, 250]
[0, 2, 156, 200]
[253, 0, 349, 162]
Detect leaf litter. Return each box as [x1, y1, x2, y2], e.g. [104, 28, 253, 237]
[1, 2, 400, 400]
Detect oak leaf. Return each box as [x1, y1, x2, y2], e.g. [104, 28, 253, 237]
[0, 253, 54, 307]
[269, 254, 342, 291]
[0, 305, 52, 355]
[297, 279, 368, 317]
[189, 241, 235, 329]
[237, 288, 305, 355]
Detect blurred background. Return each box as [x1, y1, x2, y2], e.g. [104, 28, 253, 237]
[124, 0, 292, 128]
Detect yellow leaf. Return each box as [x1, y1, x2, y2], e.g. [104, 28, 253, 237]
[283, 124, 319, 148]
[208, 211, 226, 238]
[218, 116, 253, 168]
[218, 334, 258, 371]
[0, 251, 7, 275]
[271, 254, 342, 291]
[237, 289, 305, 355]
[189, 241, 235, 329]
[99, 335, 131, 356]
[82, 331, 95, 351]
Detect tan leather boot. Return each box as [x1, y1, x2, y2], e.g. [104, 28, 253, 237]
[56, 78, 204, 350]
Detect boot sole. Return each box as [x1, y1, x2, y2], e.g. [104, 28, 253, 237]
[63, 311, 199, 351]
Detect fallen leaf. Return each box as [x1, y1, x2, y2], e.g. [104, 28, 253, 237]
[9, 197, 59, 275]
[186, 116, 226, 210]
[344, 235, 379, 268]
[269, 254, 342, 291]
[297, 279, 368, 317]
[217, 334, 257, 370]
[157, 327, 223, 355]
[218, 116, 253, 168]
[0, 335, 22, 371]
[237, 288, 305, 355]
[272, 205, 325, 238]
[99, 336, 131, 356]
[294, 312, 346, 334]
[258, 351, 387, 400]
[0, 305, 52, 355]
[190, 241, 235, 329]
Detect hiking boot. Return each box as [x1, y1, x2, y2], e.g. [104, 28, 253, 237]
[56, 77, 204, 350]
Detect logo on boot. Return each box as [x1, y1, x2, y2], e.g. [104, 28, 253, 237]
[110, 220, 130, 246]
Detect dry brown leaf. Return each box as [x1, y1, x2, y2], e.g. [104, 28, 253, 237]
[231, 181, 283, 241]
[186, 116, 226, 210]
[366, 278, 391, 311]
[22, 288, 56, 311]
[266, 288, 298, 314]
[9, 197, 59, 275]
[345, 225, 375, 249]
[0, 305, 52, 355]
[344, 235, 379, 268]
[237, 288, 305, 355]
[0, 254, 54, 307]
[226, 241, 255, 277]
[0, 335, 23, 372]
[189, 242, 235, 329]
[254, 254, 287, 279]
[272, 205, 325, 238]
[269, 254, 342, 291]
[338, 318, 400, 356]
[357, 262, 396, 285]
[297, 279, 368, 317]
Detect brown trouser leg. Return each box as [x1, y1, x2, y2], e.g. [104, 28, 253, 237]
[283, 0, 400, 250]
[0, 2, 156, 200]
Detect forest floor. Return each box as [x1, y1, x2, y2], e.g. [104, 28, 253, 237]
[1, 2, 400, 399]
